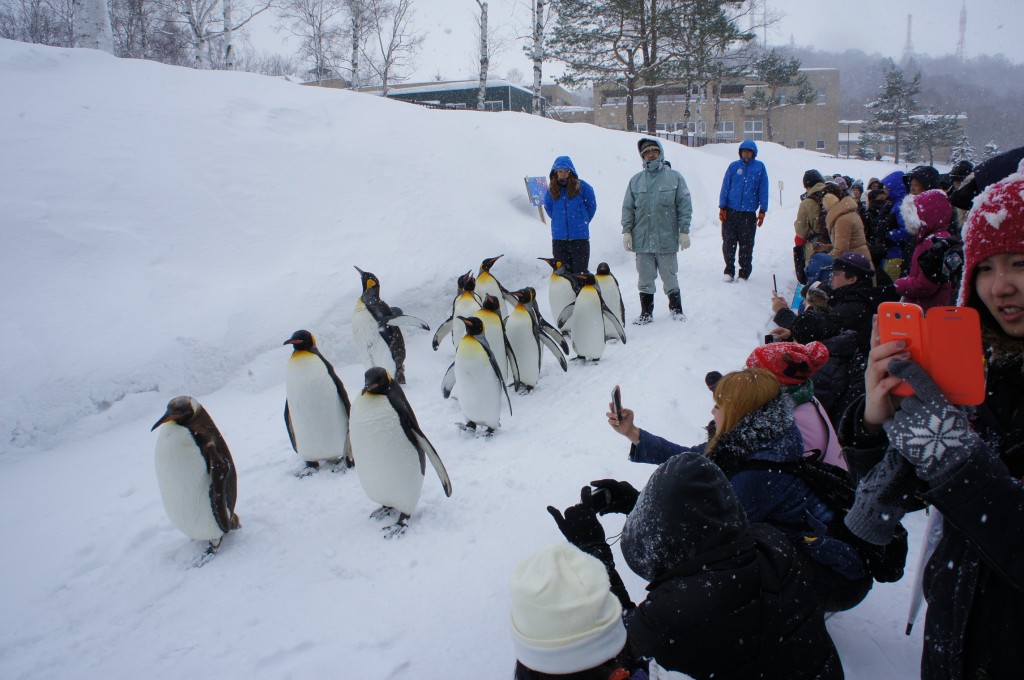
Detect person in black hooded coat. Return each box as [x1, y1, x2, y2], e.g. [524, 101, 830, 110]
[547, 450, 843, 680]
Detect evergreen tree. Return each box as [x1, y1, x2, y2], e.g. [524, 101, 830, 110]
[905, 114, 963, 165]
[949, 132, 976, 165]
[744, 48, 814, 142]
[864, 59, 921, 164]
[983, 141, 999, 160]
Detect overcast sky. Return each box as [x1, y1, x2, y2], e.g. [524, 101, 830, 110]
[247, 0, 1023, 83]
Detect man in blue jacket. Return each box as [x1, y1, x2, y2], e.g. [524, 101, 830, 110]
[718, 140, 769, 281]
[543, 156, 597, 275]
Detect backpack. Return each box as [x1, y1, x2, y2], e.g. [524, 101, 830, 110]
[738, 458, 909, 583]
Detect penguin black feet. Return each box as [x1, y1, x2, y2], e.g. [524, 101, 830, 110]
[383, 514, 411, 540]
[327, 457, 353, 473]
[370, 505, 398, 521]
[190, 540, 221, 569]
[295, 461, 320, 478]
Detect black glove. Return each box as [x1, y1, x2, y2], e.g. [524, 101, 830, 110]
[547, 487, 608, 556]
[793, 245, 808, 285]
[589, 479, 640, 516]
[917, 237, 963, 284]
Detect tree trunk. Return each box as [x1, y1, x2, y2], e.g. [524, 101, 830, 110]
[531, 0, 543, 115]
[222, 0, 233, 69]
[477, 1, 488, 111]
[646, 90, 657, 135]
[73, 0, 114, 53]
[350, 10, 360, 87]
[713, 79, 722, 138]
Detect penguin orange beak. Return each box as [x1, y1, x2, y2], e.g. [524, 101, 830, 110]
[458, 316, 474, 327]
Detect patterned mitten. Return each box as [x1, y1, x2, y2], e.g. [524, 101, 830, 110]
[884, 359, 980, 483]
[845, 445, 920, 545]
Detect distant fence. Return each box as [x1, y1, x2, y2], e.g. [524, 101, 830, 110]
[652, 130, 734, 148]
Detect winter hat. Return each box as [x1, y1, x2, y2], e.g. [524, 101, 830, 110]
[851, 180, 864, 193]
[949, 160, 974, 181]
[805, 280, 832, 307]
[957, 162, 1024, 308]
[833, 176, 849, 192]
[509, 543, 627, 674]
[832, 251, 875, 279]
[903, 165, 941, 192]
[704, 370, 723, 390]
[900, 189, 953, 235]
[638, 139, 660, 156]
[803, 169, 825, 189]
[746, 340, 830, 386]
[950, 146, 1024, 210]
[868, 189, 887, 205]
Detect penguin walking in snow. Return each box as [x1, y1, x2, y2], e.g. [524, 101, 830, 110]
[151, 396, 240, 563]
[283, 330, 353, 474]
[432, 271, 482, 349]
[557, 272, 627, 361]
[507, 288, 568, 392]
[442, 316, 512, 433]
[474, 294, 521, 389]
[595, 262, 626, 339]
[350, 367, 453, 538]
[352, 267, 429, 385]
[522, 285, 570, 354]
[538, 257, 579, 332]
[476, 255, 518, 319]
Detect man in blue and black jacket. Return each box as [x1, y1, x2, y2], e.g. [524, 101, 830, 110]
[718, 140, 769, 281]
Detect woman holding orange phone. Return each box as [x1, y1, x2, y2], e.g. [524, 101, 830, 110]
[840, 167, 1024, 680]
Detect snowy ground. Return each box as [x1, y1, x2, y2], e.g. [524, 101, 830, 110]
[0, 39, 926, 679]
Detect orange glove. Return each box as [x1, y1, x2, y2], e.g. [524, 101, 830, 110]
[719, 208, 727, 223]
[757, 211, 766, 227]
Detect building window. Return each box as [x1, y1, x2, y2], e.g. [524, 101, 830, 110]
[655, 123, 668, 131]
[777, 94, 786, 106]
[796, 140, 805, 149]
[885, 144, 895, 154]
[839, 144, 848, 156]
[816, 140, 826, 150]
[715, 120, 735, 134]
[484, 100, 504, 112]
[449, 103, 467, 109]
[686, 121, 707, 134]
[635, 124, 647, 132]
[743, 120, 764, 140]
[817, 88, 826, 105]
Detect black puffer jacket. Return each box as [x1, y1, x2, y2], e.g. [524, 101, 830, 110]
[775, 280, 896, 350]
[619, 452, 843, 679]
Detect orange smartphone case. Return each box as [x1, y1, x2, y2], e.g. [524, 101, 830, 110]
[877, 302, 985, 406]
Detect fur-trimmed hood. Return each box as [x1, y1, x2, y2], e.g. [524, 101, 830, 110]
[707, 393, 802, 477]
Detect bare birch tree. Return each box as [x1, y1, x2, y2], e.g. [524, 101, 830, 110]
[361, 0, 423, 96]
[171, 0, 271, 68]
[278, 0, 347, 82]
[475, 0, 488, 110]
[345, 0, 368, 86]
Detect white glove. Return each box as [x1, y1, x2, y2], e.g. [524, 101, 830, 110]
[678, 233, 691, 251]
[622, 233, 633, 252]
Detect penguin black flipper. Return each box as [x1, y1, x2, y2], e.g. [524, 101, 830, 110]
[556, 301, 576, 329]
[611, 272, 626, 325]
[529, 298, 569, 353]
[189, 406, 238, 534]
[384, 382, 453, 497]
[475, 334, 513, 416]
[539, 333, 569, 371]
[441, 362, 456, 398]
[503, 335, 522, 390]
[284, 401, 297, 453]
[314, 348, 354, 464]
[386, 314, 430, 331]
[432, 317, 454, 350]
[601, 302, 627, 343]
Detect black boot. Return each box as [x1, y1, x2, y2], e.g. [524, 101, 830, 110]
[633, 293, 654, 325]
[793, 245, 808, 285]
[667, 291, 686, 321]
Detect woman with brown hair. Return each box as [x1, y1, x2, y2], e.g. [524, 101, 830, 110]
[609, 368, 871, 611]
[543, 156, 597, 275]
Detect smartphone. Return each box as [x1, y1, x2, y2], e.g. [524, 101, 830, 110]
[772, 274, 778, 294]
[877, 302, 985, 405]
[590, 487, 612, 512]
[764, 334, 776, 344]
[611, 385, 622, 417]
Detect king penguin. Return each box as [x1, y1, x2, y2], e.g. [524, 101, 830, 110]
[151, 396, 240, 557]
[441, 316, 512, 433]
[352, 267, 429, 385]
[557, 272, 627, 361]
[283, 330, 353, 473]
[506, 288, 568, 392]
[474, 294, 521, 389]
[350, 367, 452, 538]
[595, 262, 626, 339]
[432, 271, 482, 349]
[475, 255, 518, 319]
[538, 257, 579, 332]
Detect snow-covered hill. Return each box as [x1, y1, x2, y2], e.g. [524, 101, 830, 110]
[0, 39, 924, 679]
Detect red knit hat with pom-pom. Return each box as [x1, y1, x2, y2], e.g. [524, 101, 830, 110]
[745, 341, 830, 386]
[958, 163, 1024, 307]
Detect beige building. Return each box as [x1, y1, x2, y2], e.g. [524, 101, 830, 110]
[592, 68, 841, 155]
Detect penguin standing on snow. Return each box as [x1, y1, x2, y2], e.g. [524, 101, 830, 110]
[283, 330, 353, 474]
[432, 271, 482, 349]
[506, 288, 568, 392]
[523, 285, 570, 353]
[350, 367, 452, 538]
[474, 294, 521, 389]
[151, 396, 240, 557]
[476, 255, 518, 319]
[595, 262, 626, 339]
[352, 267, 429, 385]
[557, 272, 626, 361]
[538, 257, 579, 332]
[442, 316, 512, 433]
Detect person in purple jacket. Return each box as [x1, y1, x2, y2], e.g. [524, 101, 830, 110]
[543, 156, 597, 275]
[718, 140, 769, 281]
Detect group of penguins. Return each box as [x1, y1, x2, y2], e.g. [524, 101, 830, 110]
[150, 255, 628, 560]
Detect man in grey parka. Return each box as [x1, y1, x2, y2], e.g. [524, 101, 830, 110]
[621, 138, 693, 324]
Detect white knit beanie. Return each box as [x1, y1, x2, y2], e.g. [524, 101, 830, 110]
[509, 543, 627, 675]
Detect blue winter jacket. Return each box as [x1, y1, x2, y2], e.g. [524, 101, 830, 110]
[543, 156, 597, 241]
[718, 140, 769, 214]
[881, 171, 909, 259]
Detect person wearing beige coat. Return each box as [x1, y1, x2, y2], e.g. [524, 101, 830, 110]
[824, 194, 871, 263]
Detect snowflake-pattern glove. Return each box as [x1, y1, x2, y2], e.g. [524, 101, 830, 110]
[883, 359, 981, 483]
[678, 233, 691, 251]
[623, 233, 633, 252]
[845, 445, 920, 545]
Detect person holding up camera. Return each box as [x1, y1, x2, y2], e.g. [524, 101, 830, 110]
[840, 167, 1024, 680]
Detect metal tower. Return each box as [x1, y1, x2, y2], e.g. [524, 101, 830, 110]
[955, 0, 967, 61]
[902, 15, 915, 64]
